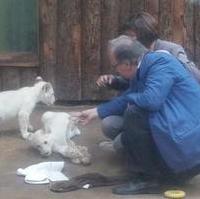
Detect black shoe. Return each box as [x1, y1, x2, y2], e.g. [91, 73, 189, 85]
[112, 180, 162, 195]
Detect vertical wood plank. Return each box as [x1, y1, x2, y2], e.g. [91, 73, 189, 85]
[171, 0, 185, 45]
[0, 67, 37, 91]
[118, 0, 132, 27]
[159, 0, 173, 40]
[20, 68, 38, 87]
[1, 68, 20, 90]
[100, 0, 120, 100]
[194, 0, 200, 66]
[56, 0, 82, 101]
[184, 0, 195, 60]
[81, 0, 101, 100]
[130, 0, 146, 14]
[39, 0, 57, 87]
[145, 0, 159, 20]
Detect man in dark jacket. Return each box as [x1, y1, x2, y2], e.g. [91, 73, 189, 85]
[96, 12, 200, 90]
[72, 35, 200, 195]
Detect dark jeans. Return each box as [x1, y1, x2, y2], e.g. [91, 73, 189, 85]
[101, 115, 124, 151]
[121, 106, 200, 184]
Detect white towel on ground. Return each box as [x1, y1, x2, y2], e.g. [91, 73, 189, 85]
[17, 161, 69, 184]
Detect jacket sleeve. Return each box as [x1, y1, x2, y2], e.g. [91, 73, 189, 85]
[97, 77, 138, 119]
[97, 90, 130, 119]
[107, 75, 130, 91]
[126, 54, 175, 111]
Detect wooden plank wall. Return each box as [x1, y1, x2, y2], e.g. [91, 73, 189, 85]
[54, 0, 200, 101]
[0, 67, 37, 91]
[55, 0, 148, 101]
[56, 0, 82, 100]
[1, 0, 200, 102]
[39, 0, 57, 87]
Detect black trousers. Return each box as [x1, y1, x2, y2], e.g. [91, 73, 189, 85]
[121, 106, 200, 183]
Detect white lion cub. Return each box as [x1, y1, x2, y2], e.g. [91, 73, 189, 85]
[0, 77, 55, 139]
[27, 111, 91, 165]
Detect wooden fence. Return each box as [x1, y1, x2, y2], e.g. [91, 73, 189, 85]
[0, 0, 200, 101]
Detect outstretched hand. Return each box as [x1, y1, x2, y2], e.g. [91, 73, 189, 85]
[70, 108, 98, 125]
[96, 74, 114, 87]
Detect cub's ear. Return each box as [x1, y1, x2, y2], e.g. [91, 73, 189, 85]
[35, 76, 43, 84]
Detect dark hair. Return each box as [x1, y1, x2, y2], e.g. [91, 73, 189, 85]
[120, 12, 159, 47]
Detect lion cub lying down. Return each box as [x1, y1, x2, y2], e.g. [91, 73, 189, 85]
[27, 111, 91, 165]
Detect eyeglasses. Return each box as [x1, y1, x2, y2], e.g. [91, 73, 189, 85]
[111, 62, 121, 68]
[111, 61, 138, 69]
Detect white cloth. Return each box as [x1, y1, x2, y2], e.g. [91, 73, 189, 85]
[17, 161, 69, 184]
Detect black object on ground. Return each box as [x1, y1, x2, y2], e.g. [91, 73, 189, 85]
[49, 172, 132, 193]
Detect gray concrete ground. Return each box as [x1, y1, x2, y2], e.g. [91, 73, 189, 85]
[0, 104, 200, 199]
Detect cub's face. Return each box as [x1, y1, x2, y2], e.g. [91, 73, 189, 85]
[41, 83, 55, 106]
[28, 130, 53, 156]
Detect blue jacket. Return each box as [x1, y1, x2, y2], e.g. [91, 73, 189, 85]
[97, 51, 200, 173]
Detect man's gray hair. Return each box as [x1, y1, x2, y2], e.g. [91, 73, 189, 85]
[108, 35, 133, 51]
[108, 35, 147, 62]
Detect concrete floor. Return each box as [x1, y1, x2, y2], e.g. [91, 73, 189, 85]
[0, 104, 200, 199]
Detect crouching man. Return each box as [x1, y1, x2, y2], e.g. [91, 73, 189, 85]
[71, 35, 200, 195]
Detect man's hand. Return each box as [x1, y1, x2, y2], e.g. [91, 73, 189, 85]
[69, 111, 82, 123]
[70, 108, 98, 125]
[96, 75, 114, 87]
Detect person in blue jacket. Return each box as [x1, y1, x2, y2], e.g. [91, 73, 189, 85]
[72, 35, 200, 195]
[96, 12, 200, 156]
